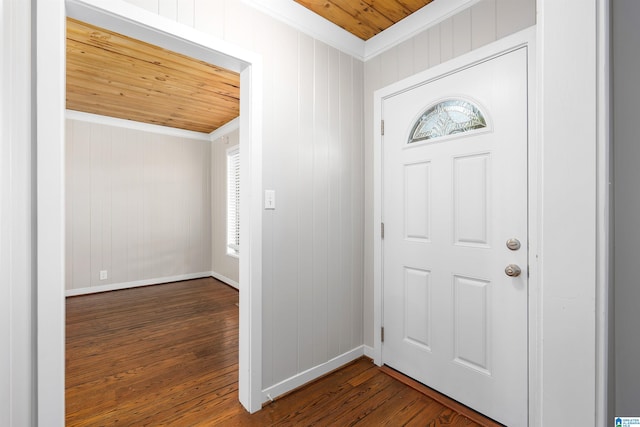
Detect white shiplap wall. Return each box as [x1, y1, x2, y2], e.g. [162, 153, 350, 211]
[65, 119, 212, 292]
[1, 0, 35, 424]
[211, 128, 239, 286]
[362, 0, 536, 347]
[124, 0, 365, 390]
[257, 19, 365, 390]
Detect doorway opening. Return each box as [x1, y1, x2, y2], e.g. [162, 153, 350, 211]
[37, 0, 264, 420]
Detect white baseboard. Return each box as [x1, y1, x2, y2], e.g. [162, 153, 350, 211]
[363, 345, 375, 359]
[209, 271, 239, 289]
[65, 271, 228, 296]
[261, 346, 366, 403]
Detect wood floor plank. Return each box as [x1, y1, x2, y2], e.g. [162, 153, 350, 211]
[66, 278, 503, 426]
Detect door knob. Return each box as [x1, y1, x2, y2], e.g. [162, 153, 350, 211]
[505, 264, 522, 277]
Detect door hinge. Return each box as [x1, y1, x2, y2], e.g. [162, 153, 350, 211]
[381, 327, 385, 343]
[381, 120, 385, 135]
[381, 222, 385, 239]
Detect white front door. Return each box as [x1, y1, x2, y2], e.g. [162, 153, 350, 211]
[382, 47, 528, 426]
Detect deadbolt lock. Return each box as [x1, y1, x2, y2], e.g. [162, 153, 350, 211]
[506, 238, 521, 251]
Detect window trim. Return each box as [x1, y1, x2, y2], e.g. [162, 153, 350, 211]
[226, 145, 240, 258]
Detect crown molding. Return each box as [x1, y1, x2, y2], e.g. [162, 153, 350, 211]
[66, 110, 212, 141]
[209, 117, 240, 142]
[363, 0, 483, 60]
[241, 0, 365, 60]
[66, 0, 252, 73]
[241, 0, 481, 62]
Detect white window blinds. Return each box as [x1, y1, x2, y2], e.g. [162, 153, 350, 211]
[227, 146, 240, 256]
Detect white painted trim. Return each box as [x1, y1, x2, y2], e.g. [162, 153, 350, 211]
[363, 345, 375, 359]
[241, 0, 364, 60]
[65, 110, 211, 141]
[64, 271, 239, 296]
[37, 0, 67, 423]
[372, 83, 383, 365]
[373, 26, 537, 418]
[40, 0, 264, 417]
[210, 271, 239, 290]
[526, 27, 542, 427]
[363, 0, 483, 60]
[64, 272, 214, 296]
[532, 13, 544, 426]
[595, 0, 611, 424]
[536, 1, 599, 423]
[209, 117, 240, 142]
[261, 346, 366, 403]
[66, 0, 250, 73]
[240, 0, 480, 62]
[239, 60, 265, 413]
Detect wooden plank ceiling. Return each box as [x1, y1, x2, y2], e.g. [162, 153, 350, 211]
[294, 0, 434, 40]
[66, 2, 431, 132]
[66, 18, 240, 134]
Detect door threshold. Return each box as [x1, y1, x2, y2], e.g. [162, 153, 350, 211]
[379, 365, 505, 427]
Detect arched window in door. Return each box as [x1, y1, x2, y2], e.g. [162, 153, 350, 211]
[408, 98, 487, 144]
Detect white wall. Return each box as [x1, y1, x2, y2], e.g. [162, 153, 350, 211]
[124, 0, 365, 391]
[65, 118, 212, 293]
[363, 0, 536, 347]
[538, 0, 603, 423]
[211, 128, 239, 285]
[0, 0, 36, 424]
[613, 0, 640, 415]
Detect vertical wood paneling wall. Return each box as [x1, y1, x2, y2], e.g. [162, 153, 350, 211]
[362, 0, 536, 346]
[1, 0, 35, 424]
[211, 129, 240, 285]
[65, 119, 212, 291]
[124, 0, 365, 390]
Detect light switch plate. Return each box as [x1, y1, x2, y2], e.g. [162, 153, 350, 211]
[265, 190, 275, 210]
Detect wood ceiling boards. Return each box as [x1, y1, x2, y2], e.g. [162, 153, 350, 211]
[294, 0, 434, 40]
[66, 18, 240, 134]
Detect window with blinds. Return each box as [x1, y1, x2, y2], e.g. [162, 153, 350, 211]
[227, 146, 240, 256]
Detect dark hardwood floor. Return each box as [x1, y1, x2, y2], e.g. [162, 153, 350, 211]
[66, 277, 501, 426]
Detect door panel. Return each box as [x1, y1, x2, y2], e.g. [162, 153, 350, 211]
[404, 267, 432, 350]
[382, 47, 528, 426]
[454, 153, 490, 246]
[404, 162, 432, 241]
[453, 274, 490, 374]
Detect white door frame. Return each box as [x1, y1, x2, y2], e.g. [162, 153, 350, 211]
[373, 28, 538, 423]
[36, 0, 264, 422]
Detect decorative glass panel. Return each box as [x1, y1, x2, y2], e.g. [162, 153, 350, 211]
[408, 99, 487, 143]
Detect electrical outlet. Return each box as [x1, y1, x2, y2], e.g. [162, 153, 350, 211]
[99, 270, 108, 280]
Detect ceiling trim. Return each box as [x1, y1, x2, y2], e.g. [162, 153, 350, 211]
[241, 0, 365, 59]
[66, 0, 252, 73]
[66, 110, 241, 144]
[363, 0, 483, 60]
[241, 0, 481, 62]
[66, 110, 212, 141]
[210, 117, 240, 143]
